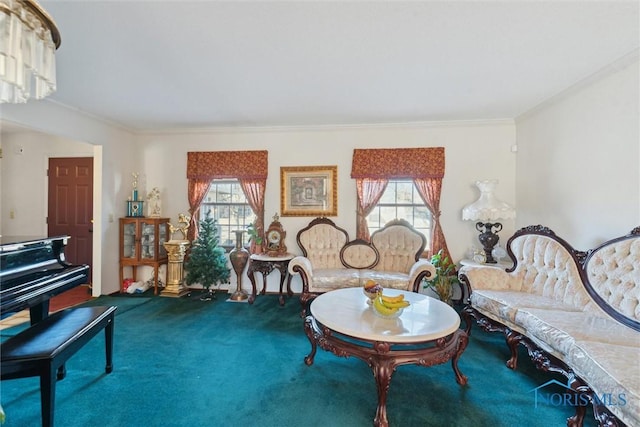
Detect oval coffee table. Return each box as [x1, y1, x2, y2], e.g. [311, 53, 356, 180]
[304, 287, 468, 427]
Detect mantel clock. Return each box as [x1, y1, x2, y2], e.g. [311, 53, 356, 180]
[265, 213, 287, 256]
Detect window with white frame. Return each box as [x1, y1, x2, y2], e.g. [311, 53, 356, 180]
[199, 179, 254, 249]
[365, 180, 432, 245]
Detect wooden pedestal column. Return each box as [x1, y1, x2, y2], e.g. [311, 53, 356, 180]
[160, 240, 190, 298]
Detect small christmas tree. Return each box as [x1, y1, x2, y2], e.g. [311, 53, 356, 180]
[184, 211, 230, 300]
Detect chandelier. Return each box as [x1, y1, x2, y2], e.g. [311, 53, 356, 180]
[0, 0, 60, 103]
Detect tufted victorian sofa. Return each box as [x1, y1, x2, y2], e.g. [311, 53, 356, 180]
[459, 225, 640, 427]
[288, 217, 435, 315]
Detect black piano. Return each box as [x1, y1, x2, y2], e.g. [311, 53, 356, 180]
[0, 235, 90, 325]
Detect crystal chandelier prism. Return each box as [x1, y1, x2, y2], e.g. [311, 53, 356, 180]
[0, 0, 61, 103]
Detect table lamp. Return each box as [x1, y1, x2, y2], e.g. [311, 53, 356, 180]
[462, 180, 515, 263]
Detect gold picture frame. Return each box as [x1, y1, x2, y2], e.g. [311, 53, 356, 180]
[280, 166, 338, 216]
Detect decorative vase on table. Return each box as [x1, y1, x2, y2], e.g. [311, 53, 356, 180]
[229, 230, 249, 301]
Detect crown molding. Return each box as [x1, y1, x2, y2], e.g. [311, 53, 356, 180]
[516, 49, 640, 123]
[44, 98, 136, 134]
[136, 118, 515, 136]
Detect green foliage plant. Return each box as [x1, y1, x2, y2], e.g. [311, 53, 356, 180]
[246, 221, 263, 246]
[423, 249, 460, 303]
[184, 211, 230, 295]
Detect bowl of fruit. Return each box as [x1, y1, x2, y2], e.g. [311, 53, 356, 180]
[371, 292, 410, 319]
[363, 279, 383, 300]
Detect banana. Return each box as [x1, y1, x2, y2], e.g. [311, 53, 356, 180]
[380, 294, 404, 304]
[379, 293, 410, 308]
[373, 295, 399, 316]
[382, 299, 410, 309]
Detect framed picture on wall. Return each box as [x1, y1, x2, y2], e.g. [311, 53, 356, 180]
[280, 165, 338, 216]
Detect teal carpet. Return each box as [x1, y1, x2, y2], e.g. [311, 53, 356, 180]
[1, 294, 591, 426]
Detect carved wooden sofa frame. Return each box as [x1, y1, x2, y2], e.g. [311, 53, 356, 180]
[459, 225, 640, 427]
[288, 217, 435, 316]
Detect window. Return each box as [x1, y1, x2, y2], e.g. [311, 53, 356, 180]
[199, 180, 254, 249]
[365, 180, 432, 245]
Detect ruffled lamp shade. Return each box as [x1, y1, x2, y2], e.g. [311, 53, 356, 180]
[462, 180, 515, 263]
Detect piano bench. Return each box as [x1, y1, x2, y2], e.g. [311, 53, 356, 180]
[1, 306, 117, 427]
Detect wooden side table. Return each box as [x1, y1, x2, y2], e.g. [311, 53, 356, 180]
[246, 253, 295, 305]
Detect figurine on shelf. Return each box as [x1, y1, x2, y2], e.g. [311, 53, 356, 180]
[169, 213, 191, 240]
[147, 187, 162, 218]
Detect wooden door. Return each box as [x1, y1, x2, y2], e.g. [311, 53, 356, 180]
[48, 157, 93, 283]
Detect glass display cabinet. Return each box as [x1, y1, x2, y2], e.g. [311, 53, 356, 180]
[119, 217, 170, 294]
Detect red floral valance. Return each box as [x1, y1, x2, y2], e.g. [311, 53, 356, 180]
[351, 147, 445, 179]
[187, 151, 268, 180]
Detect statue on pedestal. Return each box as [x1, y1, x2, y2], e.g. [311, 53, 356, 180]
[169, 213, 191, 241]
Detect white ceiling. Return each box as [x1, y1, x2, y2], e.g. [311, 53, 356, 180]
[26, 1, 640, 132]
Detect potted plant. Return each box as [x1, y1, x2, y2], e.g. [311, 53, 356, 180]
[423, 249, 459, 304]
[247, 220, 263, 254]
[184, 211, 231, 301]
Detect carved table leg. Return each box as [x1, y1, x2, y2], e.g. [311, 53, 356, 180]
[451, 329, 469, 385]
[246, 261, 258, 304]
[277, 266, 288, 306]
[303, 316, 318, 366]
[260, 272, 268, 295]
[371, 357, 395, 427]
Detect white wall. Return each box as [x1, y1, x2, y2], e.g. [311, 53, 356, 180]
[515, 58, 639, 249]
[1, 101, 137, 296]
[1, 107, 516, 296]
[1, 132, 93, 236]
[138, 121, 517, 294]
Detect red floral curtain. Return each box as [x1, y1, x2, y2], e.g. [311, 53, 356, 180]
[239, 179, 266, 247]
[186, 151, 268, 240]
[351, 147, 445, 179]
[351, 147, 448, 255]
[355, 179, 388, 241]
[187, 179, 212, 241]
[414, 177, 451, 261]
[187, 151, 268, 179]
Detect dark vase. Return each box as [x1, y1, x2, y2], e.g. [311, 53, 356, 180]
[229, 230, 249, 301]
